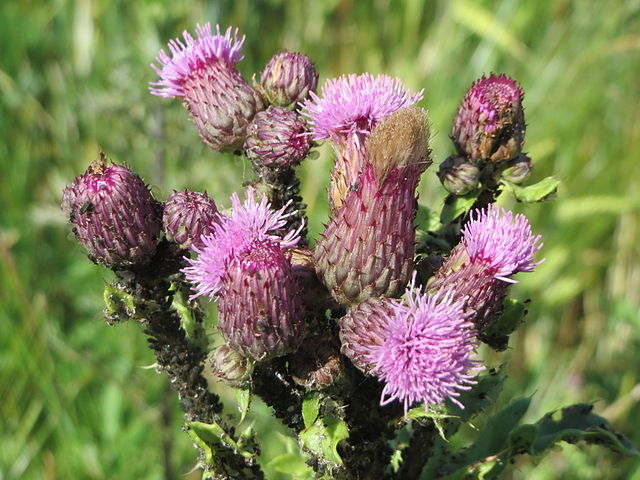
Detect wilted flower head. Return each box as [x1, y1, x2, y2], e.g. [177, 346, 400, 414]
[461, 204, 543, 282]
[150, 23, 245, 98]
[183, 188, 302, 299]
[244, 106, 312, 168]
[368, 281, 481, 414]
[150, 23, 264, 152]
[302, 73, 423, 150]
[62, 153, 161, 268]
[257, 51, 318, 109]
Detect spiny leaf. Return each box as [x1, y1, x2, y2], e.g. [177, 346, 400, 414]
[503, 176, 559, 203]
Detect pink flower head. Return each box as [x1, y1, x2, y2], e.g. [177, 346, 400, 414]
[301, 73, 423, 150]
[150, 23, 245, 98]
[183, 188, 303, 299]
[462, 204, 543, 283]
[467, 74, 522, 134]
[369, 281, 481, 415]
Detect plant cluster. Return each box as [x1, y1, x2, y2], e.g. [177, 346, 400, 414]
[61, 23, 637, 479]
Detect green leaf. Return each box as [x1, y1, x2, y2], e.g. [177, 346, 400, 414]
[187, 420, 255, 460]
[268, 453, 314, 477]
[440, 192, 479, 225]
[480, 298, 529, 351]
[236, 389, 251, 424]
[503, 176, 559, 203]
[103, 282, 136, 322]
[299, 415, 349, 467]
[416, 204, 442, 232]
[301, 394, 321, 429]
[528, 403, 639, 457]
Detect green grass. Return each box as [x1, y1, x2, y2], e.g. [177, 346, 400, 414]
[2, 0, 639, 478]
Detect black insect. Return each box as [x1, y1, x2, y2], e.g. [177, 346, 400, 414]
[79, 201, 93, 215]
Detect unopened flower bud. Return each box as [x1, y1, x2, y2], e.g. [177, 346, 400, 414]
[163, 190, 219, 250]
[501, 154, 532, 184]
[244, 106, 312, 168]
[257, 51, 318, 109]
[438, 155, 480, 195]
[452, 73, 525, 162]
[208, 344, 253, 388]
[62, 153, 161, 267]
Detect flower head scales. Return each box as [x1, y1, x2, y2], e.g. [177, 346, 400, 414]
[301, 73, 423, 150]
[461, 204, 543, 282]
[150, 23, 245, 98]
[183, 188, 302, 299]
[368, 281, 481, 415]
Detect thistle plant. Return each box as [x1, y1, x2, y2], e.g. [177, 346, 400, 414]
[62, 22, 638, 480]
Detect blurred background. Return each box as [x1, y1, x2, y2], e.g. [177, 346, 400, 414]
[1, 0, 639, 478]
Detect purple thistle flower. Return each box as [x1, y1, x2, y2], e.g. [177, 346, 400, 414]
[302, 73, 423, 211]
[183, 188, 302, 299]
[301, 73, 423, 149]
[461, 204, 543, 282]
[150, 23, 245, 98]
[368, 282, 481, 415]
[219, 239, 304, 360]
[150, 23, 264, 152]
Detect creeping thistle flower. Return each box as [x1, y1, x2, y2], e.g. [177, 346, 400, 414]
[256, 51, 318, 109]
[208, 344, 253, 388]
[341, 280, 481, 414]
[150, 23, 264, 152]
[302, 73, 423, 210]
[244, 106, 312, 168]
[62, 153, 161, 268]
[314, 107, 431, 305]
[163, 190, 219, 250]
[428, 204, 543, 330]
[183, 189, 304, 360]
[452, 73, 525, 162]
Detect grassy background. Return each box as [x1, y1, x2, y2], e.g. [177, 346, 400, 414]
[1, 0, 639, 478]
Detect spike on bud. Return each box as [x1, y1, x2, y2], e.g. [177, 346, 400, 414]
[438, 155, 480, 195]
[257, 51, 318, 109]
[163, 190, 219, 250]
[452, 73, 525, 162]
[62, 153, 161, 268]
[244, 106, 312, 168]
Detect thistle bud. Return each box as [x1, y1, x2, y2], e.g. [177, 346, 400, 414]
[218, 240, 304, 361]
[244, 106, 312, 168]
[257, 51, 318, 109]
[314, 107, 431, 305]
[339, 297, 396, 374]
[207, 344, 253, 388]
[163, 190, 219, 250]
[62, 153, 161, 267]
[150, 24, 265, 152]
[438, 155, 480, 195]
[501, 153, 533, 184]
[452, 73, 525, 162]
